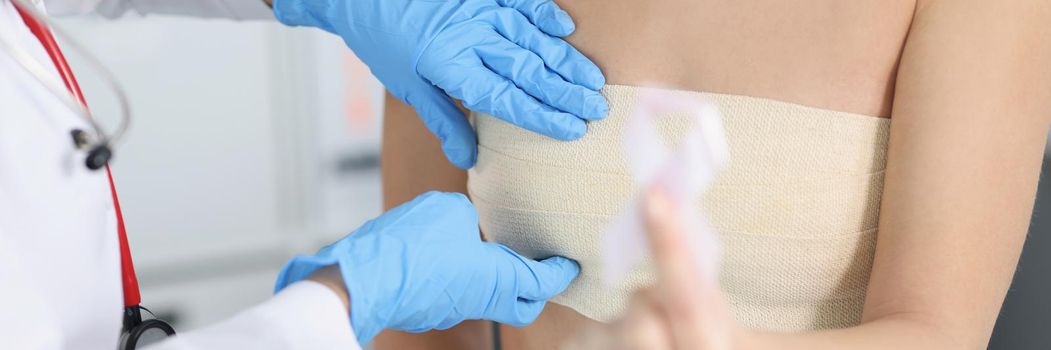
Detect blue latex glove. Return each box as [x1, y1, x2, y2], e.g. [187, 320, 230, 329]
[274, 192, 581, 344]
[272, 0, 609, 169]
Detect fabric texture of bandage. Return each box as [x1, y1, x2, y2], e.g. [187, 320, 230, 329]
[467, 85, 890, 331]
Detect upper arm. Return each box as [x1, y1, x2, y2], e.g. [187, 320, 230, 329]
[375, 93, 492, 350]
[379, 92, 469, 208]
[862, 0, 1051, 347]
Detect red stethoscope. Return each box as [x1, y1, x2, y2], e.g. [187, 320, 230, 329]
[8, 1, 176, 348]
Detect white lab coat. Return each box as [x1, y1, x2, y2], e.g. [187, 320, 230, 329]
[0, 0, 361, 348]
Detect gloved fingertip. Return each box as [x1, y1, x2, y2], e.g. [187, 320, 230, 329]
[443, 147, 477, 169]
[542, 256, 582, 286]
[438, 135, 478, 169]
[532, 5, 575, 37]
[551, 9, 576, 36]
[583, 93, 610, 120]
[464, 148, 478, 168]
[589, 70, 607, 91]
[532, 2, 575, 36]
[553, 118, 587, 141]
[572, 63, 606, 91]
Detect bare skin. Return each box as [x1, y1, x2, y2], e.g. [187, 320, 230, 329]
[378, 0, 1051, 349]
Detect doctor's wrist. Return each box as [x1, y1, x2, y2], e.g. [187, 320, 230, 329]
[305, 265, 351, 316]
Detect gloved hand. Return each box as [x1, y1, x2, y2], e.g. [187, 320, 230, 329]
[272, 0, 609, 169]
[274, 192, 581, 344]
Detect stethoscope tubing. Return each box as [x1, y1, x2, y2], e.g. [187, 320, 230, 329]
[4, 3, 176, 348]
[1, 0, 132, 148]
[5, 0, 144, 312]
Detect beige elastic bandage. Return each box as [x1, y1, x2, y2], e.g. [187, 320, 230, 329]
[468, 85, 890, 331]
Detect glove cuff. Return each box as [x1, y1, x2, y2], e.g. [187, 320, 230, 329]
[274, 252, 380, 345]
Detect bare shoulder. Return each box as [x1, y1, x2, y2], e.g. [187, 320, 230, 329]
[901, 0, 1051, 124]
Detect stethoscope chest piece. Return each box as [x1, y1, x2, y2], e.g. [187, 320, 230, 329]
[118, 307, 176, 350]
[119, 319, 176, 350]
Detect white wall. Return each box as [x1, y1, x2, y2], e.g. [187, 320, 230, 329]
[54, 14, 384, 330]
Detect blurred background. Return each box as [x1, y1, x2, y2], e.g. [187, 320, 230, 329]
[55, 14, 1049, 349]
[57, 14, 386, 335]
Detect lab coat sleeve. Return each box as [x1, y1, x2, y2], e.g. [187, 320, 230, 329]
[146, 281, 362, 350]
[43, 0, 274, 20]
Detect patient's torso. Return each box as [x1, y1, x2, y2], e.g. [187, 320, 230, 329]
[471, 1, 915, 349]
[470, 86, 890, 347]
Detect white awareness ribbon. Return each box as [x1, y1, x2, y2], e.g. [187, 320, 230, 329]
[601, 88, 729, 286]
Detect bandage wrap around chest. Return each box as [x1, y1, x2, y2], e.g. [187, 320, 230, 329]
[468, 85, 890, 331]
